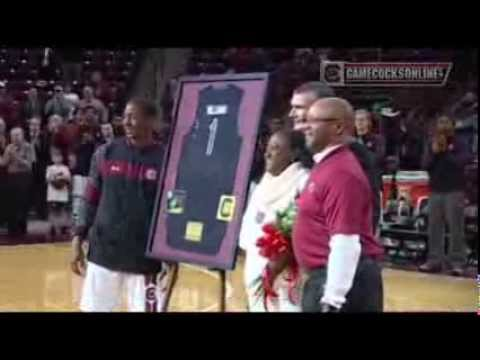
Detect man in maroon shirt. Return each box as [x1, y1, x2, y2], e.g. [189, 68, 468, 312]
[292, 97, 384, 312]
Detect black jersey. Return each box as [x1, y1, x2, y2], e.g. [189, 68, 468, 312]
[166, 85, 244, 255]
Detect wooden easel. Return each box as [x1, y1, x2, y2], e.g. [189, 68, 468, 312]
[163, 265, 227, 312]
[162, 264, 179, 312]
[218, 269, 226, 312]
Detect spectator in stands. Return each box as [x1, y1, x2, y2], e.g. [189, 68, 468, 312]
[161, 77, 178, 124]
[229, 48, 254, 73]
[39, 48, 58, 80]
[71, 123, 96, 230]
[0, 117, 6, 149]
[397, 115, 425, 170]
[0, 117, 7, 227]
[100, 123, 115, 144]
[450, 91, 477, 122]
[379, 107, 402, 158]
[22, 86, 44, 121]
[0, 82, 14, 129]
[46, 114, 63, 139]
[78, 86, 108, 124]
[62, 112, 82, 150]
[64, 83, 80, 109]
[45, 85, 73, 119]
[27, 117, 49, 220]
[83, 105, 101, 131]
[46, 147, 71, 240]
[419, 115, 472, 276]
[106, 83, 123, 106]
[10, 100, 22, 129]
[112, 115, 125, 137]
[354, 109, 386, 169]
[91, 71, 110, 103]
[35, 81, 49, 107]
[450, 91, 477, 157]
[46, 114, 70, 161]
[0, 127, 35, 236]
[56, 48, 84, 84]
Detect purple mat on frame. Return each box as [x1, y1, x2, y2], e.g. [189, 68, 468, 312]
[147, 73, 269, 270]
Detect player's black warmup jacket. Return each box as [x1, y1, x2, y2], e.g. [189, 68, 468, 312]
[74, 138, 165, 274]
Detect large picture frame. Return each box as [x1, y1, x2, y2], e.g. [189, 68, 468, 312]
[147, 73, 269, 270]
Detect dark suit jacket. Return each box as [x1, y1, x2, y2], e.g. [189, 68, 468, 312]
[26, 132, 50, 182]
[22, 98, 45, 121]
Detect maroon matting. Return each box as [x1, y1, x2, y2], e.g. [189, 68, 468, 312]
[147, 73, 269, 270]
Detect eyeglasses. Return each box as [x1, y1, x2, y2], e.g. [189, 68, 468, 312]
[55, 89, 63, 93]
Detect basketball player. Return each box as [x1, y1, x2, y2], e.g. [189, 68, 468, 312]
[71, 98, 172, 312]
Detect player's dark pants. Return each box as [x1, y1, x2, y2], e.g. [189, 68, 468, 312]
[6, 172, 32, 236]
[302, 256, 383, 312]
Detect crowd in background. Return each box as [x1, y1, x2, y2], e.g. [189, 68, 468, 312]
[160, 48, 478, 182]
[0, 48, 478, 247]
[164, 48, 478, 270]
[0, 47, 139, 239]
[0, 69, 127, 239]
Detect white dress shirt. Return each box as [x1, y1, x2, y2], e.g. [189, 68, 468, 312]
[313, 144, 362, 309]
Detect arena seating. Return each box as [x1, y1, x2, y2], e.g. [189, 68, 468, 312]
[0, 47, 140, 117]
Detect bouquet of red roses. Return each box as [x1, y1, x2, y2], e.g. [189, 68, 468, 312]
[255, 202, 300, 311]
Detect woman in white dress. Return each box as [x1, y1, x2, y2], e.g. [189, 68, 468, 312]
[239, 129, 312, 312]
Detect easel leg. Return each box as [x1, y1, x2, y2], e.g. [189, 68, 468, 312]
[219, 270, 226, 312]
[162, 264, 179, 312]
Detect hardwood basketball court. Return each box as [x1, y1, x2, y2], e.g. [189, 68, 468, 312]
[0, 242, 476, 312]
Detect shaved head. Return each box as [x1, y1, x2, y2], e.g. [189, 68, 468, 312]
[302, 97, 355, 153]
[308, 98, 354, 124]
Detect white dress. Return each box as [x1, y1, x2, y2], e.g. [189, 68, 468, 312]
[46, 164, 71, 203]
[239, 162, 309, 312]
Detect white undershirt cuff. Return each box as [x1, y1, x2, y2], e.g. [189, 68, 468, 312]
[321, 234, 361, 309]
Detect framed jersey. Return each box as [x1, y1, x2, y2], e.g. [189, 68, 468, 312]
[147, 73, 269, 270]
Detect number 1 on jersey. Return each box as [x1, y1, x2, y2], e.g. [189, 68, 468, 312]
[206, 117, 218, 156]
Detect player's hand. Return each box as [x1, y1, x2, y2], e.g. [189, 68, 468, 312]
[71, 235, 87, 277]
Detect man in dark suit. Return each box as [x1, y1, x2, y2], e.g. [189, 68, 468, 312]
[26, 117, 49, 220]
[22, 86, 44, 121]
